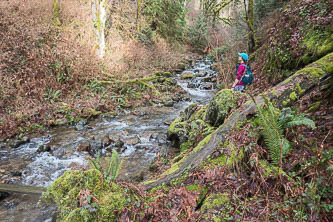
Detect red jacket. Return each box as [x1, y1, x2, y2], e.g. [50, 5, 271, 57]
[236, 63, 246, 86]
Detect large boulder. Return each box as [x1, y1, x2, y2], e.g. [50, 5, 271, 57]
[205, 89, 245, 127]
[167, 104, 215, 150]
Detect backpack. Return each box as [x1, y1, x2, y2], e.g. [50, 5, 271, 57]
[239, 64, 254, 85]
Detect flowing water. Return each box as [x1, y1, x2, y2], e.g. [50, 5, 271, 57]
[0, 58, 217, 221]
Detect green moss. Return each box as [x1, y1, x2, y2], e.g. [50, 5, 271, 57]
[296, 66, 325, 79]
[187, 184, 209, 206]
[300, 29, 333, 64]
[270, 89, 278, 97]
[98, 192, 127, 220]
[43, 169, 141, 222]
[52, 0, 61, 26]
[289, 91, 297, 101]
[201, 192, 232, 221]
[258, 160, 277, 178]
[186, 184, 201, 192]
[296, 83, 305, 95]
[205, 89, 245, 126]
[189, 105, 208, 121]
[193, 133, 213, 153]
[309, 101, 321, 112]
[205, 140, 244, 168]
[180, 140, 192, 152]
[282, 99, 290, 107]
[158, 133, 214, 178]
[167, 117, 187, 136]
[142, 178, 158, 185]
[162, 78, 175, 86]
[317, 38, 333, 57]
[180, 73, 195, 79]
[163, 72, 172, 77]
[315, 52, 333, 74]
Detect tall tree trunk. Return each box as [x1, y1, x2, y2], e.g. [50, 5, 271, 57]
[92, 0, 107, 59]
[247, 0, 255, 53]
[53, 0, 61, 26]
[136, 0, 142, 32]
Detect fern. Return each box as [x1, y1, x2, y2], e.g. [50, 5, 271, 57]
[89, 150, 121, 182]
[256, 104, 316, 167]
[106, 149, 120, 182]
[279, 108, 316, 129]
[89, 152, 102, 172]
[257, 102, 290, 166]
[284, 114, 316, 129]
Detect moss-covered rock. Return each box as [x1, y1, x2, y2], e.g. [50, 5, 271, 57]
[200, 192, 233, 221]
[162, 77, 177, 86]
[167, 104, 213, 150]
[205, 89, 245, 126]
[167, 117, 189, 147]
[180, 71, 195, 79]
[43, 169, 143, 222]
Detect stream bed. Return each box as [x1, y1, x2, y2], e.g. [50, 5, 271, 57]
[0, 58, 217, 222]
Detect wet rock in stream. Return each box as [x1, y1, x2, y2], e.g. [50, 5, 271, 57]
[0, 143, 6, 149]
[36, 145, 51, 153]
[77, 141, 91, 153]
[187, 82, 198, 88]
[201, 84, 213, 90]
[102, 136, 111, 147]
[0, 192, 10, 201]
[180, 71, 195, 79]
[163, 100, 175, 107]
[9, 137, 30, 148]
[75, 119, 88, 131]
[124, 137, 140, 145]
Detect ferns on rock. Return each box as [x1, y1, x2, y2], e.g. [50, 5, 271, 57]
[89, 149, 120, 182]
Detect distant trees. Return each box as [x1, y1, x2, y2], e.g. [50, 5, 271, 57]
[143, 0, 187, 41]
[198, 0, 256, 52]
[201, 0, 234, 24]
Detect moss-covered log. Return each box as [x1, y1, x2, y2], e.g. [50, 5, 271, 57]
[144, 52, 333, 190]
[99, 76, 161, 94]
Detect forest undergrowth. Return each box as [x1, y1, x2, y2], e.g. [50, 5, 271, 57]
[0, 0, 194, 141]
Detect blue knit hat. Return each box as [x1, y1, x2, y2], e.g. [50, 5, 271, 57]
[238, 53, 248, 62]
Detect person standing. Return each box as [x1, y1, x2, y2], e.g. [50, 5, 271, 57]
[231, 53, 248, 92]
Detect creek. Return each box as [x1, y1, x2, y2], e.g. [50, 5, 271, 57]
[0, 58, 217, 222]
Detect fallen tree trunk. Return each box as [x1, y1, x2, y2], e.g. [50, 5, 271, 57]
[98, 76, 161, 93]
[144, 53, 333, 190]
[0, 183, 46, 195]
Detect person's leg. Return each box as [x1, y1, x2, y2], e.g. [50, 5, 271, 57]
[233, 85, 244, 91]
